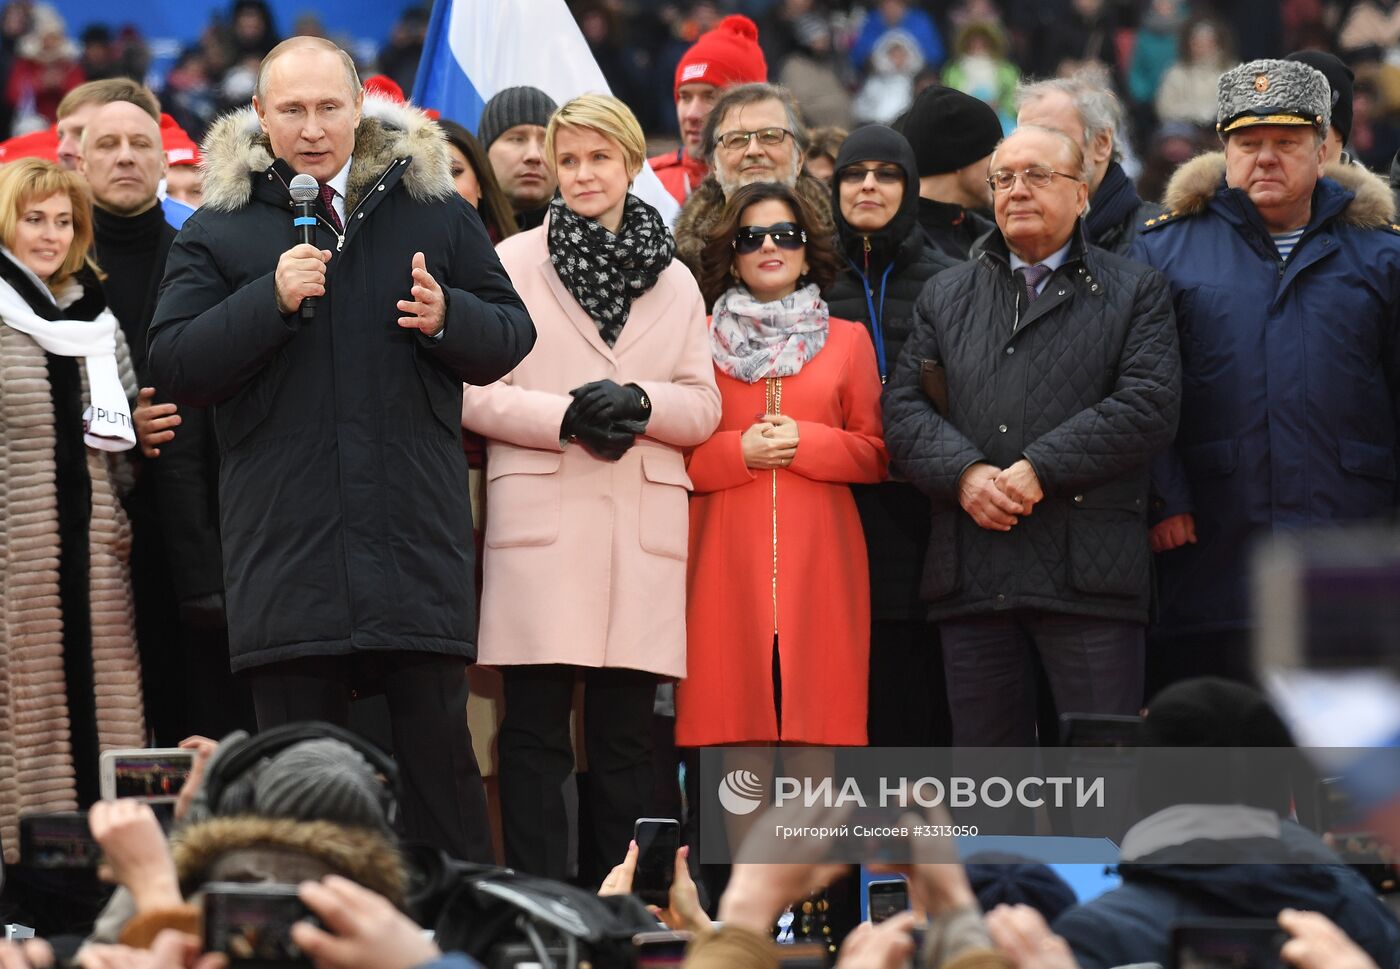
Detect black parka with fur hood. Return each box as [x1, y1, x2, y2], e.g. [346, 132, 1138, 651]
[148, 96, 535, 671]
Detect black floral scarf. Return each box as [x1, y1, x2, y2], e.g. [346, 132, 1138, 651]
[546, 192, 676, 347]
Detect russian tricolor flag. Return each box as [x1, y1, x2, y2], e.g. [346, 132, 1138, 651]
[412, 0, 680, 224]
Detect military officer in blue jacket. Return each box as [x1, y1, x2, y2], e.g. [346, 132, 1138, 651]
[1130, 58, 1400, 688]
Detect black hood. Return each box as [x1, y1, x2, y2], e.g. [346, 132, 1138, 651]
[831, 124, 921, 269]
[1119, 819, 1400, 969]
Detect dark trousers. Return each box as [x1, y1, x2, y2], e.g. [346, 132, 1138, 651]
[867, 619, 952, 747]
[940, 611, 1145, 746]
[246, 651, 492, 863]
[498, 664, 656, 885]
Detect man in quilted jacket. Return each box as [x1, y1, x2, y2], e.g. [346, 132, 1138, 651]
[883, 124, 1181, 746]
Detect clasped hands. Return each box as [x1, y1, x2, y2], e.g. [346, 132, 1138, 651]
[741, 414, 799, 470]
[561, 379, 651, 461]
[959, 460, 1044, 531]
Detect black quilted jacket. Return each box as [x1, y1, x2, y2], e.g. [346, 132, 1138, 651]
[882, 223, 1181, 623]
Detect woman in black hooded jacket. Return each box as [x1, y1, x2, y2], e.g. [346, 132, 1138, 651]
[823, 124, 961, 747]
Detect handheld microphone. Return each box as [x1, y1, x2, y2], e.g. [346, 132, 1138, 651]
[288, 173, 321, 321]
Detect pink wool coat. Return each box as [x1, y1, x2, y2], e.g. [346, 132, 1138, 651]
[461, 221, 721, 678]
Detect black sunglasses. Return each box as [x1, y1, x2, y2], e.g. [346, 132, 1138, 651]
[733, 222, 807, 254]
[837, 165, 903, 185]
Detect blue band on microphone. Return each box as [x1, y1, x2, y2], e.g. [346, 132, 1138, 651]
[293, 217, 318, 227]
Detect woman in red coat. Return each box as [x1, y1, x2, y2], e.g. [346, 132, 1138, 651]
[677, 181, 888, 748]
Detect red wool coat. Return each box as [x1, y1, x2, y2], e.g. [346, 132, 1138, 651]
[676, 318, 888, 747]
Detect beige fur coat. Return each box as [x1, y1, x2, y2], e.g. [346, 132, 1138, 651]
[0, 276, 146, 861]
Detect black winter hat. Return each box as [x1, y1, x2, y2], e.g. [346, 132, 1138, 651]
[963, 855, 1078, 922]
[1142, 677, 1295, 748]
[477, 86, 559, 150]
[1136, 677, 1299, 817]
[897, 85, 1003, 177]
[831, 124, 920, 263]
[1286, 50, 1355, 145]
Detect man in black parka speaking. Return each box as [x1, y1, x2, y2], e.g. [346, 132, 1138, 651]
[147, 37, 535, 862]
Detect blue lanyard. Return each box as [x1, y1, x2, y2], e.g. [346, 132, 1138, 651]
[849, 258, 894, 380]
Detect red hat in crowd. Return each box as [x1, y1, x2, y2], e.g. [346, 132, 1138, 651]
[160, 113, 201, 167]
[363, 74, 405, 103]
[0, 125, 59, 163]
[362, 73, 439, 118]
[673, 15, 767, 101]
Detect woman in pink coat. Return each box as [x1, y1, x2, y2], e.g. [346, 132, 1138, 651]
[460, 94, 721, 882]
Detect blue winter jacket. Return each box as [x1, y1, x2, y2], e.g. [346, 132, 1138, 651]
[1129, 153, 1400, 637]
[849, 9, 944, 71]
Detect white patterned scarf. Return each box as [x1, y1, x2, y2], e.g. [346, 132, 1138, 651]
[709, 283, 830, 383]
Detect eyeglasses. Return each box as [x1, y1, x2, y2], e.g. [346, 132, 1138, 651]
[986, 166, 1080, 192]
[716, 127, 793, 152]
[733, 222, 807, 254]
[837, 166, 904, 185]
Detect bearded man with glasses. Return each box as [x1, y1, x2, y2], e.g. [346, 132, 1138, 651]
[674, 82, 835, 290]
[882, 124, 1181, 747]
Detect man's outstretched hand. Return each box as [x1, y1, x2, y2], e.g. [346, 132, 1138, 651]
[397, 252, 445, 338]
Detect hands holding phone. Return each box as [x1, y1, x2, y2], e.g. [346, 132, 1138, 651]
[599, 836, 709, 936]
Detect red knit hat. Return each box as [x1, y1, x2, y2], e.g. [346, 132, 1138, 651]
[363, 74, 405, 103]
[160, 113, 201, 166]
[673, 15, 767, 101]
[362, 73, 440, 118]
[0, 125, 58, 163]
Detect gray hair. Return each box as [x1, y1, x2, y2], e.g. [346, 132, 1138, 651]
[255, 36, 362, 104]
[990, 124, 1087, 178]
[1016, 74, 1123, 160]
[701, 82, 809, 166]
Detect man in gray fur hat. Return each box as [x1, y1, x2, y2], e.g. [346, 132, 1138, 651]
[1130, 59, 1400, 691]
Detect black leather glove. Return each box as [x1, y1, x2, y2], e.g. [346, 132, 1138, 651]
[575, 422, 636, 461]
[568, 379, 651, 430]
[561, 395, 636, 461]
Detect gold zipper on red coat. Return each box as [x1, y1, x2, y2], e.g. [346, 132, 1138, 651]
[766, 376, 783, 635]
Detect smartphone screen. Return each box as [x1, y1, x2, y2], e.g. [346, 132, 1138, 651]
[1171, 919, 1287, 969]
[106, 750, 194, 800]
[866, 879, 909, 924]
[202, 882, 313, 964]
[20, 812, 98, 870]
[634, 817, 680, 908]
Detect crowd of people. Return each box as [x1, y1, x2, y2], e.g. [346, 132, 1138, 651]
[6, 1, 1400, 176]
[0, 0, 1396, 967]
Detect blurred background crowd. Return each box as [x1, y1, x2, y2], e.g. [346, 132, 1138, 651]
[6, 0, 1400, 179]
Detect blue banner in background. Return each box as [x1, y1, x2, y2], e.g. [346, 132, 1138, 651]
[53, 0, 421, 80]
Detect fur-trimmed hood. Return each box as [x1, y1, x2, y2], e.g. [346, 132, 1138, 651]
[673, 171, 835, 284]
[1161, 151, 1396, 228]
[200, 94, 454, 213]
[171, 816, 406, 907]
